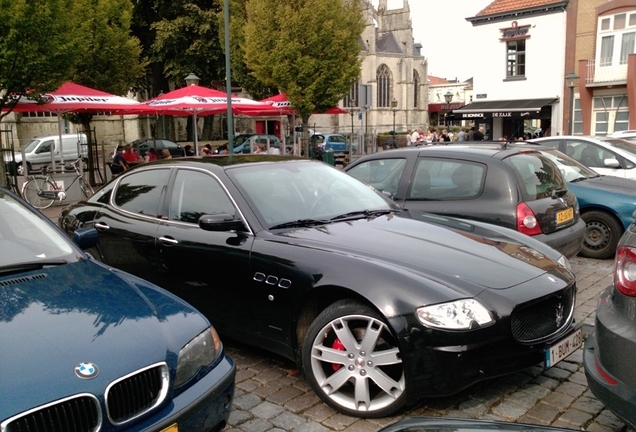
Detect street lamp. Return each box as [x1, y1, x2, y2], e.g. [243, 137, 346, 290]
[391, 97, 398, 141]
[349, 98, 356, 152]
[444, 91, 453, 126]
[185, 73, 201, 155]
[185, 72, 200, 86]
[565, 72, 579, 135]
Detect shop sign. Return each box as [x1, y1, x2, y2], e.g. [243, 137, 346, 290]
[500, 21, 530, 40]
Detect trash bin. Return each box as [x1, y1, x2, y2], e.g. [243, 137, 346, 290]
[322, 148, 335, 166]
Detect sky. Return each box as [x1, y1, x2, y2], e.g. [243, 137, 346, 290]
[371, 0, 493, 81]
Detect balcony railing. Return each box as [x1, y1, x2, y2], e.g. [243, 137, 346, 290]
[585, 59, 628, 85]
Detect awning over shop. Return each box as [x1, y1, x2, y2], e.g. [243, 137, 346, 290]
[452, 98, 558, 119]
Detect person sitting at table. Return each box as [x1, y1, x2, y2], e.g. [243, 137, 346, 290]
[184, 145, 195, 156]
[144, 147, 158, 163]
[122, 144, 140, 163]
[112, 145, 129, 175]
[161, 149, 172, 159]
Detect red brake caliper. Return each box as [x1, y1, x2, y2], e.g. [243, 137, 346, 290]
[332, 338, 345, 371]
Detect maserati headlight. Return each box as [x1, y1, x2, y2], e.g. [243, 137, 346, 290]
[416, 299, 494, 330]
[174, 326, 222, 387]
[557, 254, 572, 272]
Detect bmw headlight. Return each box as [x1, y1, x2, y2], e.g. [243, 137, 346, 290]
[416, 299, 494, 330]
[174, 326, 222, 387]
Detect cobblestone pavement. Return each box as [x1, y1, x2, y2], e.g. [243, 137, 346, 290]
[223, 256, 635, 432]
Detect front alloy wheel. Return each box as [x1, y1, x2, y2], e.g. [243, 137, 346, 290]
[302, 300, 406, 418]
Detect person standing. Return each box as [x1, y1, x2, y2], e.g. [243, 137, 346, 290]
[457, 128, 467, 141]
[410, 128, 420, 145]
[473, 126, 485, 141]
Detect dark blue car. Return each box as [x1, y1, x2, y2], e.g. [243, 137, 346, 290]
[535, 147, 636, 259]
[0, 188, 235, 431]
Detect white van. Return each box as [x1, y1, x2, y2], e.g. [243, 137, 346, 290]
[12, 133, 88, 175]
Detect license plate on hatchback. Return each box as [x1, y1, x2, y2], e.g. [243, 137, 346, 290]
[544, 327, 583, 368]
[555, 207, 574, 224]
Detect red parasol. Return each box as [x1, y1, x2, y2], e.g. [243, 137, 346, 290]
[260, 93, 348, 115]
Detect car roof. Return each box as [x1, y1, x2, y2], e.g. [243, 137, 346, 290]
[347, 142, 539, 165]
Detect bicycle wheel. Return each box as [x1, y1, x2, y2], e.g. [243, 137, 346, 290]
[22, 177, 57, 209]
[79, 178, 94, 200]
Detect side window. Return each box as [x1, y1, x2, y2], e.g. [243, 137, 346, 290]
[114, 169, 171, 216]
[418, 159, 485, 200]
[347, 158, 406, 196]
[36, 140, 54, 154]
[578, 143, 604, 167]
[169, 170, 235, 224]
[538, 139, 560, 150]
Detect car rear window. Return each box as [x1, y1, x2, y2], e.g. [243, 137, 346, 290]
[504, 153, 567, 200]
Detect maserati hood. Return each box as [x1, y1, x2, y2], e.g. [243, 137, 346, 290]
[273, 212, 570, 291]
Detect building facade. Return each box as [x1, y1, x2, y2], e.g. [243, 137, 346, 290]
[305, 0, 428, 138]
[453, 0, 569, 140]
[569, 0, 636, 135]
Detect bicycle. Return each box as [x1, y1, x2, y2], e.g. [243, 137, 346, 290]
[21, 157, 94, 209]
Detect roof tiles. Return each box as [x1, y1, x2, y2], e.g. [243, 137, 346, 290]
[477, 0, 562, 16]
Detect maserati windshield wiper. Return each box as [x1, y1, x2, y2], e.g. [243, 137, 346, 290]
[269, 219, 330, 230]
[330, 209, 396, 221]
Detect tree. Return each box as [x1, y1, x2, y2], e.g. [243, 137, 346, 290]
[0, 0, 81, 187]
[64, 0, 147, 185]
[242, 0, 364, 156]
[221, 0, 275, 101]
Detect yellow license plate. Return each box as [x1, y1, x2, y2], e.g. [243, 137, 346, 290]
[556, 207, 574, 224]
[160, 424, 178, 432]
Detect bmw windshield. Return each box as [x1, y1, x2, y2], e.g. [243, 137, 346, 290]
[0, 191, 80, 270]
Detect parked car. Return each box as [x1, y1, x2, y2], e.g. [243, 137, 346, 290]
[583, 220, 636, 428]
[132, 138, 186, 158]
[527, 135, 636, 180]
[523, 145, 636, 259]
[344, 143, 586, 259]
[0, 187, 235, 432]
[310, 133, 357, 158]
[224, 134, 281, 154]
[60, 156, 582, 418]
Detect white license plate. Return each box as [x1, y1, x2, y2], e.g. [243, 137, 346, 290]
[544, 327, 583, 368]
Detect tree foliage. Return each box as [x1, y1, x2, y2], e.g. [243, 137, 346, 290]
[220, 0, 274, 100]
[151, 1, 225, 87]
[0, 0, 80, 118]
[242, 0, 364, 122]
[70, 0, 146, 97]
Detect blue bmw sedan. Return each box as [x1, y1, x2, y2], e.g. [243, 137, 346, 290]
[0, 188, 235, 431]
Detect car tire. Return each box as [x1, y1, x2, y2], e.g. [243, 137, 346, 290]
[580, 210, 623, 259]
[302, 299, 407, 418]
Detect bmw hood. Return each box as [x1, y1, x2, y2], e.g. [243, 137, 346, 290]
[274, 212, 569, 291]
[0, 259, 207, 421]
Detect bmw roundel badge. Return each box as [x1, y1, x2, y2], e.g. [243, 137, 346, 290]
[74, 362, 99, 379]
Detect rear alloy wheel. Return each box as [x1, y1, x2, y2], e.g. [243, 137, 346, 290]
[302, 300, 406, 418]
[581, 210, 623, 259]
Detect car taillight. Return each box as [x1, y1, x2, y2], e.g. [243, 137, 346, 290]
[516, 202, 542, 235]
[614, 246, 636, 297]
